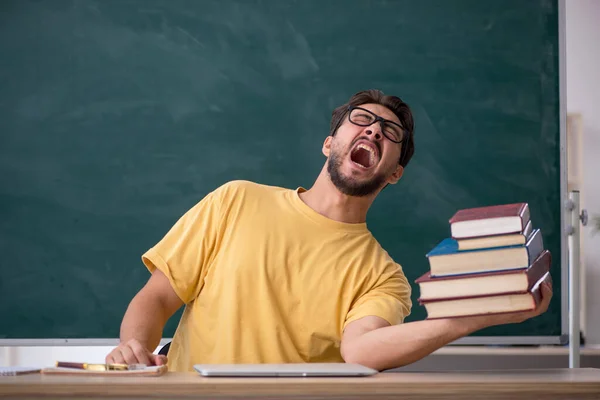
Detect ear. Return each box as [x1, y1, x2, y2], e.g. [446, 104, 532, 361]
[387, 164, 404, 185]
[322, 136, 333, 157]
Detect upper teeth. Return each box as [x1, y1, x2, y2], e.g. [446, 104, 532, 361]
[357, 143, 376, 165]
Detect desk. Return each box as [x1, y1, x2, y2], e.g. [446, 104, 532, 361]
[1, 369, 600, 399]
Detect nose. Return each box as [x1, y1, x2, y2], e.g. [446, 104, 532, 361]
[364, 125, 383, 141]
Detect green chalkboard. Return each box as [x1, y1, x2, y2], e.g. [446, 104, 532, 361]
[0, 0, 562, 340]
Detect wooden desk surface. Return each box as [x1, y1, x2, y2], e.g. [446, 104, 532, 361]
[1, 368, 600, 400]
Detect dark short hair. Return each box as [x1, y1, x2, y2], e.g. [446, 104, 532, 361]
[330, 89, 415, 168]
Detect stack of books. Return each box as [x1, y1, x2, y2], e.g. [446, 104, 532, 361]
[416, 202, 551, 319]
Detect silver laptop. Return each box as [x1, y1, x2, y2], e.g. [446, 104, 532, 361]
[193, 363, 378, 377]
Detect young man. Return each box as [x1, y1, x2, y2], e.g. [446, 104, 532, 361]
[106, 90, 552, 371]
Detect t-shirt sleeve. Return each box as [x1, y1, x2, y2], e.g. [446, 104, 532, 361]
[141, 186, 225, 304]
[344, 264, 412, 329]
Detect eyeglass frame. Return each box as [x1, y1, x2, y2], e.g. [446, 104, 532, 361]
[345, 106, 407, 144]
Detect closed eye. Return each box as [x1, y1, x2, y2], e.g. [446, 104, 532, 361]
[383, 124, 403, 142]
[354, 113, 374, 124]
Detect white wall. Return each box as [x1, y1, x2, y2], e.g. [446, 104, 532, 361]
[1, 0, 599, 368]
[566, 0, 600, 345]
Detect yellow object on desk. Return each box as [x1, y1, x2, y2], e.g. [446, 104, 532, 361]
[55, 361, 147, 371]
[42, 362, 168, 377]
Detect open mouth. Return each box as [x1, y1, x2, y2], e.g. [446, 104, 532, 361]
[350, 142, 378, 169]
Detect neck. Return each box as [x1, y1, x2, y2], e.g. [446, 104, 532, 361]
[298, 164, 378, 224]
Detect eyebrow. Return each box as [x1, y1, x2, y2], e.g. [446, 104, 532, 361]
[359, 107, 401, 125]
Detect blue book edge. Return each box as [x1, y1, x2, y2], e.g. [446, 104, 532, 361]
[426, 229, 541, 258]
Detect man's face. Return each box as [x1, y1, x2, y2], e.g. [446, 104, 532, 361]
[324, 103, 404, 197]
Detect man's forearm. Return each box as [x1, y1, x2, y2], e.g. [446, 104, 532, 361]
[343, 317, 486, 371]
[119, 291, 170, 352]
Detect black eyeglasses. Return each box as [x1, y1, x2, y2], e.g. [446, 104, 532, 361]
[347, 106, 406, 144]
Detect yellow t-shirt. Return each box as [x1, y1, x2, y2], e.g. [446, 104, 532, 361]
[142, 180, 412, 371]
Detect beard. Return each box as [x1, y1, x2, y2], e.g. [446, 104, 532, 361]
[327, 145, 388, 197]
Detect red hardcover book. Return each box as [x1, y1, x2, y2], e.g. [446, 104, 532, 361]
[418, 275, 547, 320]
[449, 203, 530, 239]
[416, 250, 551, 301]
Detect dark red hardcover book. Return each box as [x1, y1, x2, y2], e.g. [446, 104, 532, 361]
[449, 203, 530, 239]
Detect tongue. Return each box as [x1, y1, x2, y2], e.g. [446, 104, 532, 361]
[351, 148, 371, 168]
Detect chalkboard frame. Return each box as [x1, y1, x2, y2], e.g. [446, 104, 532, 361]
[0, 0, 570, 346]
